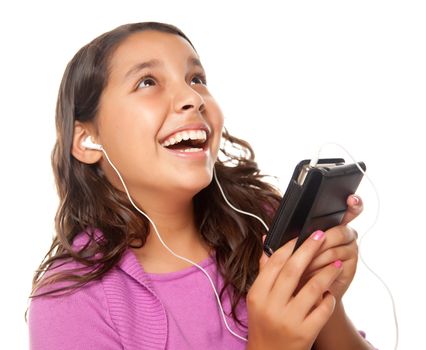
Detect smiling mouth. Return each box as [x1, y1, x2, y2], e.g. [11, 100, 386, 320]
[161, 129, 208, 152]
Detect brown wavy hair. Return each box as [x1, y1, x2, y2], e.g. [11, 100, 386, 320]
[26, 22, 282, 328]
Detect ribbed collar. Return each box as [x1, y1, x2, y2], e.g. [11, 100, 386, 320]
[116, 247, 157, 292]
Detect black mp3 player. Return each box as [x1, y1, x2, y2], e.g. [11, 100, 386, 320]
[263, 158, 366, 256]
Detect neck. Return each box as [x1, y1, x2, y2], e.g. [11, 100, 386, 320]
[129, 189, 211, 266]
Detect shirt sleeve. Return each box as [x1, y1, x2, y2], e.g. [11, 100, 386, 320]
[28, 280, 123, 350]
[359, 330, 379, 349]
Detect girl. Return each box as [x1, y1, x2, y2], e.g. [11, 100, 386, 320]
[27, 22, 375, 349]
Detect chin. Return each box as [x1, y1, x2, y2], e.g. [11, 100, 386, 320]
[174, 168, 213, 194]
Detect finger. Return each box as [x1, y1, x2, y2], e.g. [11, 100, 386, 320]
[259, 235, 269, 270]
[304, 291, 336, 331]
[268, 230, 327, 305]
[316, 225, 358, 254]
[292, 260, 343, 318]
[304, 242, 357, 275]
[252, 236, 298, 297]
[340, 194, 363, 226]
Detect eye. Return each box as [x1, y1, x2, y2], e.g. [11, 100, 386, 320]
[136, 75, 156, 89]
[136, 73, 207, 90]
[191, 73, 207, 86]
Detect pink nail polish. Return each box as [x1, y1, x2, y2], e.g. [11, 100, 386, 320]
[312, 230, 325, 241]
[334, 260, 343, 268]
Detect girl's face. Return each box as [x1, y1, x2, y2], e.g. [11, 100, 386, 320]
[95, 30, 224, 199]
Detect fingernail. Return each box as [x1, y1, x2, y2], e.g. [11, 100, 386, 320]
[351, 195, 360, 206]
[334, 260, 343, 268]
[312, 230, 325, 241]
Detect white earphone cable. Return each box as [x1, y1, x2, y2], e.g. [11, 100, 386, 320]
[213, 169, 269, 232]
[94, 140, 396, 347]
[312, 142, 399, 350]
[99, 146, 249, 342]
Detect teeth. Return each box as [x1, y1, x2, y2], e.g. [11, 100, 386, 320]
[175, 133, 183, 143]
[161, 129, 207, 147]
[182, 131, 190, 140]
[183, 148, 203, 152]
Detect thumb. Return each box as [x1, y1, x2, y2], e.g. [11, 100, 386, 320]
[259, 234, 269, 270]
[340, 194, 363, 225]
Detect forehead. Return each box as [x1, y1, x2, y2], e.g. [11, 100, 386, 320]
[108, 30, 198, 75]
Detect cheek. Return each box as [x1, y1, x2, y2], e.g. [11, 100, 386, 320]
[101, 95, 166, 144]
[206, 104, 225, 159]
[215, 111, 225, 130]
[97, 100, 168, 178]
[204, 95, 224, 127]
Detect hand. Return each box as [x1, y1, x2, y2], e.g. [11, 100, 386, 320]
[299, 194, 363, 301]
[246, 230, 343, 350]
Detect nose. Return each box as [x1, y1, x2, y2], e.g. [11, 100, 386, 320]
[173, 84, 206, 114]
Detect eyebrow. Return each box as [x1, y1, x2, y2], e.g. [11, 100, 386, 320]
[124, 57, 205, 81]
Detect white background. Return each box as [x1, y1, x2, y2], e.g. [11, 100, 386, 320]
[1, 0, 425, 349]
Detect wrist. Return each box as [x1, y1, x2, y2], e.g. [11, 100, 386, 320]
[314, 300, 373, 350]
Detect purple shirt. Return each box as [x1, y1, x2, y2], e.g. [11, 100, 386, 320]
[145, 254, 248, 349]
[28, 230, 373, 349]
[28, 231, 248, 349]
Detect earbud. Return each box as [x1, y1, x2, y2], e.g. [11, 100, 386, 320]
[82, 136, 103, 151]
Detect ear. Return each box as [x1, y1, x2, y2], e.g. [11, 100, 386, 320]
[71, 122, 103, 164]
